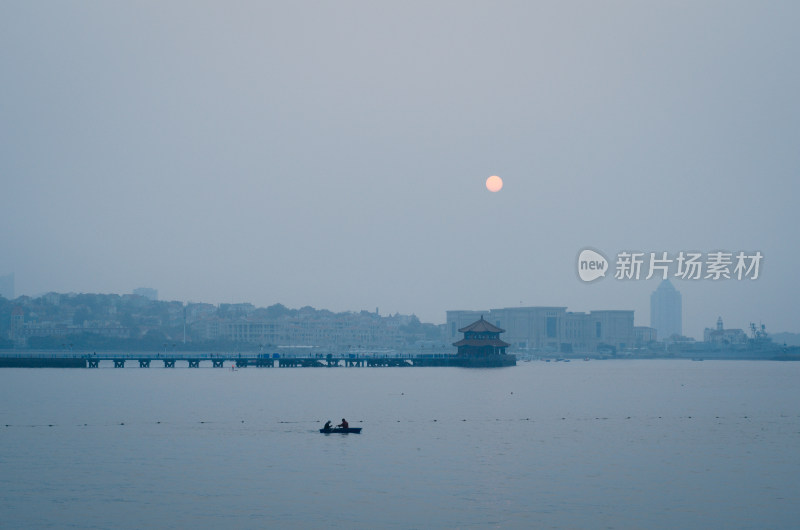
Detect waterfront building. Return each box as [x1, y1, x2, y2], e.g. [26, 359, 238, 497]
[10, 306, 23, 344]
[487, 306, 567, 351]
[650, 279, 682, 340]
[703, 317, 747, 346]
[191, 311, 407, 349]
[452, 316, 515, 366]
[634, 326, 658, 347]
[453, 316, 509, 356]
[446, 306, 635, 354]
[588, 310, 635, 353]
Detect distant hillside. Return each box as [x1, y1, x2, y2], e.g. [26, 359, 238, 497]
[0, 292, 446, 351]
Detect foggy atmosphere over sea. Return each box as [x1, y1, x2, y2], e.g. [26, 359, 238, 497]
[1, 2, 800, 529]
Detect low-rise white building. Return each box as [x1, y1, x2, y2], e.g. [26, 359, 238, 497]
[703, 317, 747, 345]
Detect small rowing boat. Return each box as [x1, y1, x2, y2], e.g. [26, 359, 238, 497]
[319, 427, 362, 434]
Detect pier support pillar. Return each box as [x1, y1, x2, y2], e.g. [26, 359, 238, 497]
[212, 360, 224, 368]
[114, 360, 125, 368]
[163, 359, 175, 368]
[87, 359, 99, 368]
[188, 359, 200, 368]
[138, 359, 151, 368]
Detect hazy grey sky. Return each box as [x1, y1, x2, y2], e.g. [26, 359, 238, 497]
[2, 2, 798, 337]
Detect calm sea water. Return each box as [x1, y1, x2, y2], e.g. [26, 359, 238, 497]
[1, 360, 798, 529]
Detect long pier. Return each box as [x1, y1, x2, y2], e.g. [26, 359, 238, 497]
[0, 351, 515, 368]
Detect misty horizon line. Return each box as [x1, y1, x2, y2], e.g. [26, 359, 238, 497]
[0, 288, 640, 327]
[6, 289, 797, 339]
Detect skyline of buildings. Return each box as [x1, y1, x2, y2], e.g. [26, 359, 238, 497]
[1, 292, 436, 351]
[2, 273, 792, 348]
[446, 307, 637, 354]
[2, 287, 794, 351]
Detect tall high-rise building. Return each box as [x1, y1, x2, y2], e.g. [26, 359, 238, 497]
[650, 279, 682, 340]
[0, 273, 14, 299]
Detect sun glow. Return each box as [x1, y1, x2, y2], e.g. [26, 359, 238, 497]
[486, 175, 503, 192]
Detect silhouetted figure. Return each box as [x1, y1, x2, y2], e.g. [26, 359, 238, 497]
[337, 418, 349, 429]
[323, 420, 332, 430]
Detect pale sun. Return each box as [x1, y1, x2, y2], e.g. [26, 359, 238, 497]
[485, 175, 503, 192]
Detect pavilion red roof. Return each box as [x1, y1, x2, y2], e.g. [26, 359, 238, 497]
[458, 316, 505, 334]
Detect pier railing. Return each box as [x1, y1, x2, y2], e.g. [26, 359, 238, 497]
[0, 350, 479, 368]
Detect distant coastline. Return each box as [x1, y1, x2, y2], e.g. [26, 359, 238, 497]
[2, 292, 798, 360]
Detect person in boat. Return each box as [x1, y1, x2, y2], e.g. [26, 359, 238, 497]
[337, 418, 349, 429]
[323, 420, 332, 430]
